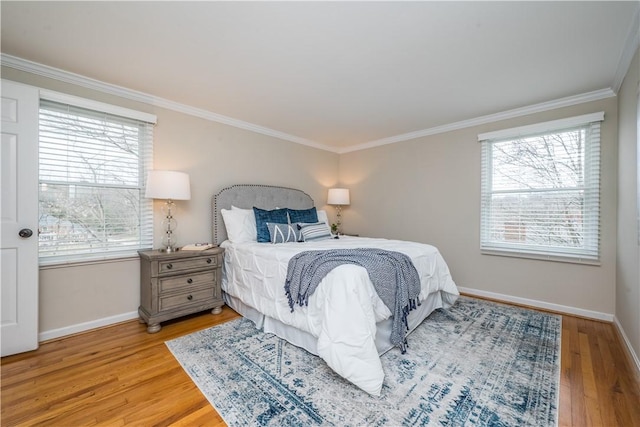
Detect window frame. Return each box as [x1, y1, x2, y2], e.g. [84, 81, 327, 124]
[38, 90, 156, 266]
[478, 112, 604, 264]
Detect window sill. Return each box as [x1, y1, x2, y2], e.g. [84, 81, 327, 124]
[481, 249, 601, 266]
[39, 251, 147, 270]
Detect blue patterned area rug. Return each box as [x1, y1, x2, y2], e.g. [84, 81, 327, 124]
[166, 296, 561, 426]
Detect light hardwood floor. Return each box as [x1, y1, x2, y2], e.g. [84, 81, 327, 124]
[2, 304, 640, 426]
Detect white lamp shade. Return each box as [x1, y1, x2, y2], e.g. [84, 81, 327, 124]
[327, 188, 350, 205]
[145, 170, 191, 200]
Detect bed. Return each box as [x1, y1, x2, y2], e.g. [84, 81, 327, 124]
[212, 184, 459, 396]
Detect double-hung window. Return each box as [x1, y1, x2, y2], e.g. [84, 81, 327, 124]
[38, 92, 156, 264]
[479, 112, 603, 263]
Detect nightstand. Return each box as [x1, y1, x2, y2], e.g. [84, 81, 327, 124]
[138, 247, 224, 333]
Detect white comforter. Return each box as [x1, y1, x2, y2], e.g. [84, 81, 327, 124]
[220, 236, 459, 396]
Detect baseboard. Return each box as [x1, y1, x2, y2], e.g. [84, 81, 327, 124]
[37, 290, 619, 342]
[613, 316, 640, 382]
[457, 286, 614, 321]
[38, 311, 139, 342]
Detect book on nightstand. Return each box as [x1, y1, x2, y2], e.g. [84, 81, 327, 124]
[181, 243, 216, 251]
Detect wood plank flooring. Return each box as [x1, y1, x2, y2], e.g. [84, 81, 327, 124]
[2, 305, 640, 426]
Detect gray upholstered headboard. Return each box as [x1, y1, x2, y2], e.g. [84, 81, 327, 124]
[213, 184, 314, 244]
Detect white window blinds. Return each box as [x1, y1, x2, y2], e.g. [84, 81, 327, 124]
[479, 112, 603, 263]
[39, 98, 154, 263]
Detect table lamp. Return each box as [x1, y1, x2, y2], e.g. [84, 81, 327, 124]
[145, 170, 191, 252]
[327, 188, 350, 234]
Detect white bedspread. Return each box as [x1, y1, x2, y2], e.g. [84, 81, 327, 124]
[220, 236, 459, 396]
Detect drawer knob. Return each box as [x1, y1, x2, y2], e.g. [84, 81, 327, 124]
[187, 294, 193, 300]
[187, 278, 193, 284]
[206, 258, 212, 264]
[166, 263, 173, 270]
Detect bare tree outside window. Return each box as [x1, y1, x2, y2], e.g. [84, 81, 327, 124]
[480, 115, 601, 262]
[38, 101, 153, 261]
[491, 129, 585, 247]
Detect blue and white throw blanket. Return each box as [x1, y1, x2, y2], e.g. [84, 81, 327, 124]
[285, 248, 421, 352]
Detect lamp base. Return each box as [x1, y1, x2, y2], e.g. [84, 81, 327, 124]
[335, 205, 343, 235]
[161, 199, 178, 253]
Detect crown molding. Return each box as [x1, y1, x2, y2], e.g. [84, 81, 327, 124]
[612, 8, 640, 94]
[0, 54, 336, 153]
[338, 88, 616, 154]
[2, 54, 157, 106]
[2, 53, 617, 155]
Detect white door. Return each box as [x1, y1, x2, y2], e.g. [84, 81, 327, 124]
[1, 80, 39, 356]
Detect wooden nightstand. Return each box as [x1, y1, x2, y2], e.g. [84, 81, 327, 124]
[138, 247, 224, 333]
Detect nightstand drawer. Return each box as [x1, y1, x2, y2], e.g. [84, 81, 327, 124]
[159, 288, 213, 311]
[158, 255, 217, 274]
[159, 271, 215, 293]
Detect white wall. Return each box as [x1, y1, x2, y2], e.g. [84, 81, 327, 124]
[339, 97, 618, 317]
[2, 67, 339, 338]
[39, 259, 140, 339]
[150, 106, 339, 247]
[616, 48, 640, 363]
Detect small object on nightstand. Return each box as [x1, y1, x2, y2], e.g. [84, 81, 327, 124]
[334, 233, 359, 239]
[182, 243, 215, 251]
[138, 247, 224, 333]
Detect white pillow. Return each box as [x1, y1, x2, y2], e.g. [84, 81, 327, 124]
[316, 210, 333, 234]
[221, 207, 257, 243]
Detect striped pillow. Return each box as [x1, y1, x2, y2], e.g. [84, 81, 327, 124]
[300, 222, 332, 242]
[267, 222, 302, 244]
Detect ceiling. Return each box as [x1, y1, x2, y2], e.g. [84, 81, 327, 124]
[1, 1, 638, 153]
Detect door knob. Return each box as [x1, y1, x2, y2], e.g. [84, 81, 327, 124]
[18, 228, 33, 238]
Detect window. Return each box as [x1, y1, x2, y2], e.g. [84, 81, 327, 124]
[479, 112, 603, 263]
[38, 94, 156, 264]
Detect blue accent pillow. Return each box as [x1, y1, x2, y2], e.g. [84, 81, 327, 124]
[253, 207, 288, 243]
[288, 207, 318, 224]
[267, 222, 303, 243]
